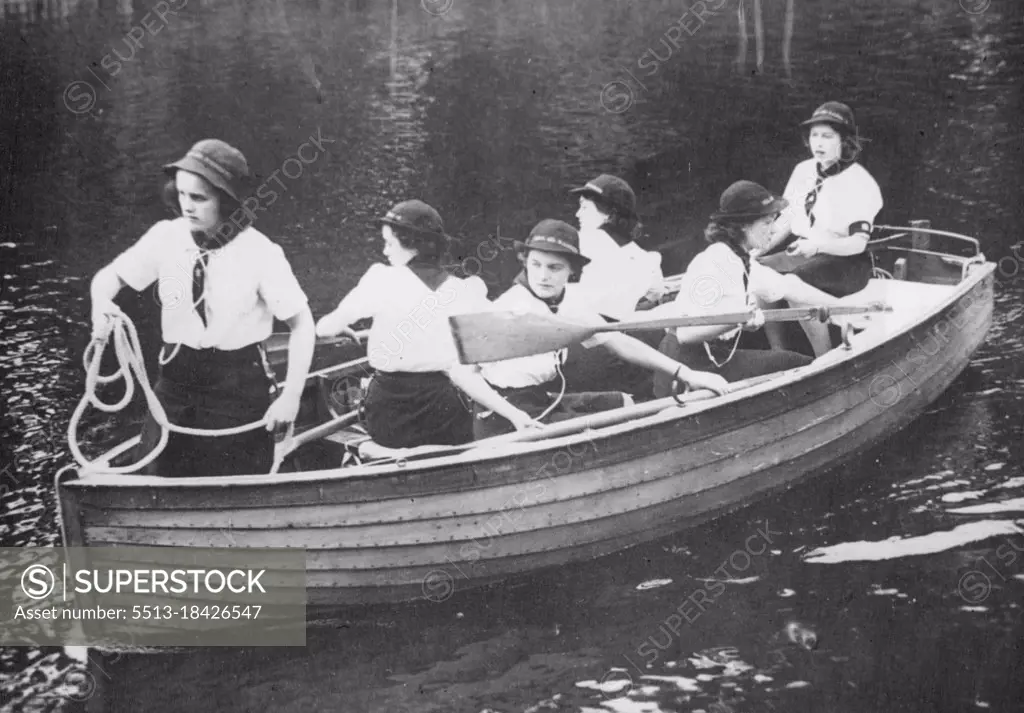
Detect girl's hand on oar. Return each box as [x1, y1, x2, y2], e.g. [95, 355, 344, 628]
[508, 410, 544, 431]
[742, 308, 766, 331]
[330, 325, 363, 343]
[676, 367, 730, 396]
[264, 391, 302, 436]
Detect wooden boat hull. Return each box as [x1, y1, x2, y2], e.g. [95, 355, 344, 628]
[57, 257, 995, 607]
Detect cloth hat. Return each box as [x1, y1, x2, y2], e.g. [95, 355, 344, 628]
[801, 101, 857, 136]
[569, 174, 638, 218]
[164, 139, 249, 202]
[710, 180, 789, 222]
[515, 219, 591, 267]
[379, 200, 451, 243]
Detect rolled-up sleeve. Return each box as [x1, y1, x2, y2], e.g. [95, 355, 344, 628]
[258, 243, 309, 321]
[749, 262, 790, 304]
[672, 245, 749, 315]
[110, 221, 169, 291]
[841, 170, 883, 232]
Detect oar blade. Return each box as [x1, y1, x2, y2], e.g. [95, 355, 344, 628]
[450, 311, 597, 364]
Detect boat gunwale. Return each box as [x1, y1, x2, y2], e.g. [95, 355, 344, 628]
[75, 316, 985, 548]
[62, 261, 995, 491]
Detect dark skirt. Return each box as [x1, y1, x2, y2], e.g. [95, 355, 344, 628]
[562, 330, 664, 399]
[473, 379, 627, 440]
[362, 370, 474, 448]
[136, 343, 275, 477]
[653, 332, 811, 395]
[758, 235, 872, 298]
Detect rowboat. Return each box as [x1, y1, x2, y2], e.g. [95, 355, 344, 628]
[55, 224, 994, 607]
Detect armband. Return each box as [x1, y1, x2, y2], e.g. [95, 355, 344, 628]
[848, 221, 872, 236]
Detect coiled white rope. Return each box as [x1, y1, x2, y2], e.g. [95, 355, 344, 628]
[68, 314, 291, 475]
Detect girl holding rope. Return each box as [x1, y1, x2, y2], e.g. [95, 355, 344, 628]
[89, 139, 315, 476]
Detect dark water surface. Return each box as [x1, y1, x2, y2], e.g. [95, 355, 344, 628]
[2, 0, 1023, 710]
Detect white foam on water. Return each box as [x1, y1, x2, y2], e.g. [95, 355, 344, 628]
[778, 588, 797, 597]
[577, 679, 632, 694]
[924, 479, 972, 491]
[947, 498, 1024, 515]
[695, 576, 760, 585]
[870, 587, 901, 595]
[984, 463, 1006, 471]
[901, 470, 955, 487]
[723, 660, 754, 677]
[996, 477, 1024, 490]
[803, 520, 1024, 563]
[599, 699, 662, 713]
[641, 675, 701, 691]
[960, 606, 988, 612]
[785, 681, 812, 689]
[941, 491, 986, 503]
[689, 656, 719, 670]
[635, 579, 673, 591]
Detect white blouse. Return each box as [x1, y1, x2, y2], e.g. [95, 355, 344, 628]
[111, 218, 308, 350]
[667, 242, 796, 341]
[780, 159, 883, 241]
[326, 263, 490, 373]
[479, 283, 609, 389]
[576, 227, 664, 320]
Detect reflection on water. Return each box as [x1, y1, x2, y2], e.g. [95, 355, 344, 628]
[2, 0, 1024, 710]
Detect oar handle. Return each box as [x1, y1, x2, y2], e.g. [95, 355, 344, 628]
[265, 329, 369, 354]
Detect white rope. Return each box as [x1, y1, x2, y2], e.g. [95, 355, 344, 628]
[536, 359, 568, 422]
[69, 314, 290, 475]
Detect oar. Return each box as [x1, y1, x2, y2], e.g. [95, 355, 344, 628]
[272, 410, 362, 465]
[264, 329, 369, 356]
[358, 369, 794, 465]
[450, 304, 892, 364]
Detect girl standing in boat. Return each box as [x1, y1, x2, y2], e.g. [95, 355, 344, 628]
[650, 181, 840, 393]
[571, 174, 666, 319]
[315, 200, 540, 448]
[89, 139, 316, 476]
[473, 219, 728, 439]
[758, 101, 883, 353]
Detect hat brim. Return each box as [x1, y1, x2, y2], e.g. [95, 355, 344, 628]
[710, 196, 789, 222]
[378, 216, 452, 243]
[800, 117, 856, 134]
[164, 157, 242, 202]
[514, 239, 591, 267]
[569, 185, 638, 218]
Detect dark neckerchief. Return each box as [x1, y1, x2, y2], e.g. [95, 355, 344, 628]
[513, 271, 565, 313]
[603, 223, 633, 247]
[406, 257, 451, 292]
[805, 160, 852, 226]
[191, 228, 239, 253]
[717, 240, 750, 291]
[190, 229, 240, 327]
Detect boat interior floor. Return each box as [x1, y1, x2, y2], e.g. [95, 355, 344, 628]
[832, 277, 956, 331]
